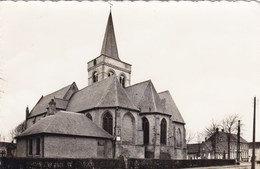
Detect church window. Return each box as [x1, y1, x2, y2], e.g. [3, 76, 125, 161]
[93, 71, 98, 83]
[176, 128, 182, 147]
[36, 138, 41, 155]
[160, 118, 167, 145]
[28, 138, 33, 156]
[142, 117, 149, 145]
[119, 74, 126, 88]
[108, 70, 114, 77]
[86, 113, 92, 120]
[93, 59, 97, 66]
[103, 112, 113, 135]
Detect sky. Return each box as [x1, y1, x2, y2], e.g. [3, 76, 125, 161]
[0, 1, 260, 143]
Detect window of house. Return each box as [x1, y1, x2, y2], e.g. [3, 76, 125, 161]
[103, 112, 113, 135]
[86, 113, 92, 120]
[92, 71, 98, 83]
[160, 118, 167, 145]
[142, 117, 149, 145]
[28, 138, 33, 156]
[36, 138, 41, 155]
[119, 74, 126, 88]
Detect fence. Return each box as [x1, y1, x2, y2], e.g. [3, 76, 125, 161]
[0, 157, 236, 169]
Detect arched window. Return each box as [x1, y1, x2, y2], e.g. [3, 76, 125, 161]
[103, 112, 113, 135]
[122, 112, 135, 144]
[160, 118, 167, 145]
[108, 70, 114, 77]
[142, 117, 149, 145]
[119, 74, 126, 88]
[86, 113, 92, 120]
[92, 71, 98, 83]
[176, 128, 182, 147]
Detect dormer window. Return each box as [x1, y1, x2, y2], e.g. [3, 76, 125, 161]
[119, 74, 125, 88]
[93, 71, 98, 83]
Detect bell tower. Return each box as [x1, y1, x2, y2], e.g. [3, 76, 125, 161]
[87, 12, 131, 87]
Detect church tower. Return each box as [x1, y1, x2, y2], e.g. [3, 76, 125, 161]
[87, 12, 131, 87]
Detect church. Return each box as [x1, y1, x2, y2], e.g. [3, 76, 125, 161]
[16, 12, 187, 159]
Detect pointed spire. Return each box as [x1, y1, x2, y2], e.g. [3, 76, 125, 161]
[101, 12, 120, 60]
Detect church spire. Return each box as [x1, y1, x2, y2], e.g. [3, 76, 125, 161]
[101, 11, 120, 60]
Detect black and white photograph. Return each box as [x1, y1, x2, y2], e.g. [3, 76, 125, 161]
[0, 1, 260, 168]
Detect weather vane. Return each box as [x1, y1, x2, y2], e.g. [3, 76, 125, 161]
[108, 0, 113, 10]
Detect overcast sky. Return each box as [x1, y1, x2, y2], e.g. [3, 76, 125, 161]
[0, 1, 260, 142]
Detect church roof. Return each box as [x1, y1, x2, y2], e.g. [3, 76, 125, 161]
[28, 82, 78, 118]
[67, 76, 139, 112]
[125, 80, 165, 114]
[100, 12, 120, 60]
[159, 91, 185, 124]
[18, 111, 113, 139]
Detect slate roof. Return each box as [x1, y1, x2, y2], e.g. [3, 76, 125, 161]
[28, 82, 78, 118]
[67, 76, 139, 112]
[125, 80, 165, 114]
[205, 131, 248, 153]
[159, 91, 185, 124]
[101, 12, 120, 60]
[19, 111, 113, 139]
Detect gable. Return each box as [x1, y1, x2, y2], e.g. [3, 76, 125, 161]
[28, 82, 78, 118]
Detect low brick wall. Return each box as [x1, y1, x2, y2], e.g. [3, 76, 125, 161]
[0, 157, 125, 169]
[0, 157, 236, 169]
[128, 159, 236, 169]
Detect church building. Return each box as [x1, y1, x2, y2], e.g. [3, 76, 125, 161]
[16, 12, 187, 159]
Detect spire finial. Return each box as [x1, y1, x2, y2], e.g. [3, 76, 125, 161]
[108, 0, 113, 10]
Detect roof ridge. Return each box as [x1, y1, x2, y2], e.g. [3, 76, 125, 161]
[43, 83, 73, 98]
[126, 80, 151, 89]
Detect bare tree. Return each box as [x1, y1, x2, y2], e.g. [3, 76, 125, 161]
[186, 129, 196, 144]
[220, 114, 241, 159]
[203, 119, 220, 138]
[8, 121, 25, 142]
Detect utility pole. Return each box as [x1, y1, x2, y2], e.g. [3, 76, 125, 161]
[251, 97, 256, 169]
[237, 120, 240, 165]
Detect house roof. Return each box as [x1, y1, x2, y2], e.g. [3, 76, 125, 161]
[248, 142, 260, 149]
[159, 91, 185, 124]
[187, 143, 201, 154]
[28, 82, 78, 118]
[101, 12, 120, 60]
[67, 76, 139, 112]
[18, 111, 113, 139]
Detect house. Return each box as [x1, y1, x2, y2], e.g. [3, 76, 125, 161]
[201, 128, 249, 161]
[187, 143, 202, 159]
[0, 142, 16, 157]
[248, 142, 260, 162]
[16, 12, 186, 159]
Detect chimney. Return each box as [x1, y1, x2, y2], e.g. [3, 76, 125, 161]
[216, 128, 219, 133]
[24, 106, 30, 130]
[26, 106, 30, 119]
[47, 99, 57, 115]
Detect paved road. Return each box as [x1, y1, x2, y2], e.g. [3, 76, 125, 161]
[182, 162, 260, 169]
